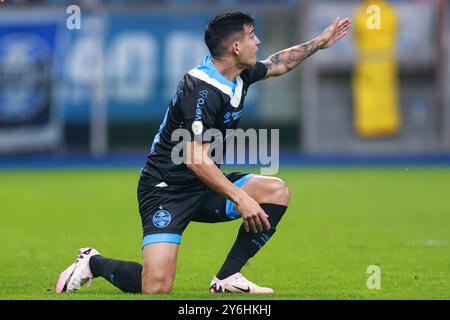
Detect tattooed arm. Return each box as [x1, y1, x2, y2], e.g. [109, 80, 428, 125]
[261, 17, 352, 78]
[261, 39, 324, 77]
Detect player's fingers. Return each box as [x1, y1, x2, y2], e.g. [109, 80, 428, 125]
[253, 215, 263, 233]
[243, 219, 250, 232]
[260, 212, 271, 231]
[248, 218, 258, 234]
[338, 22, 351, 32]
[342, 21, 352, 30]
[327, 17, 339, 32]
[332, 17, 340, 28]
[338, 21, 351, 32]
[338, 27, 350, 36]
[338, 31, 348, 40]
[338, 18, 351, 27]
[257, 208, 270, 230]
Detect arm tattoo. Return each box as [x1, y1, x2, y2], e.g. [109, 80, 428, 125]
[285, 40, 322, 71]
[267, 54, 280, 70]
[266, 39, 323, 75]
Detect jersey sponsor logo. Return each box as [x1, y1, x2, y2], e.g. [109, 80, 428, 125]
[152, 209, 172, 228]
[199, 90, 208, 99]
[191, 120, 203, 136]
[224, 112, 231, 123]
[195, 90, 208, 121]
[224, 110, 242, 124]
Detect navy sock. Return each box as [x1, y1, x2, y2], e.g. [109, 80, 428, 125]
[89, 255, 142, 293]
[216, 203, 287, 280]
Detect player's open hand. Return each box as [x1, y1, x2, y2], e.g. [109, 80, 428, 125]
[318, 17, 352, 49]
[235, 195, 271, 233]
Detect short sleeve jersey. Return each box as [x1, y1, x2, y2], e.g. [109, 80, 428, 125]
[140, 55, 267, 188]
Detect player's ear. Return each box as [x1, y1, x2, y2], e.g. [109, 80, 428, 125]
[232, 41, 240, 56]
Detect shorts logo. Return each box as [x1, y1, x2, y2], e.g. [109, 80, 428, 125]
[152, 209, 172, 228]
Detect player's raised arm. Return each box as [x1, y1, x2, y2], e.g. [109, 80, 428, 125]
[261, 17, 352, 78]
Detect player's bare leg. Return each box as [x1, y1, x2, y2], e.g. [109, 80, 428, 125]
[240, 175, 290, 206]
[141, 243, 179, 294]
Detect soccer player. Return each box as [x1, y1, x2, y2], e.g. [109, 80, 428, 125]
[56, 12, 351, 294]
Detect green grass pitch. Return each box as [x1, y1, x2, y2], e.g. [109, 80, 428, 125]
[0, 167, 449, 300]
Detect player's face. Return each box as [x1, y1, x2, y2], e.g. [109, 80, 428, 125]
[237, 24, 261, 67]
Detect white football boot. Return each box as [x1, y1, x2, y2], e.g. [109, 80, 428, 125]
[209, 272, 274, 294]
[55, 247, 100, 293]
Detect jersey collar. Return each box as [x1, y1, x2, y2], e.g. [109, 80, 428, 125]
[197, 55, 237, 94]
[188, 55, 243, 108]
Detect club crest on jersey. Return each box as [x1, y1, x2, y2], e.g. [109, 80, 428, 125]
[152, 209, 172, 228]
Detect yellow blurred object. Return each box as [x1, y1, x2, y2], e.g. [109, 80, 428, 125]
[353, 0, 401, 138]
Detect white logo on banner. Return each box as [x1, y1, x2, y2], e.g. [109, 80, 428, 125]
[367, 5, 381, 30]
[66, 5, 81, 30]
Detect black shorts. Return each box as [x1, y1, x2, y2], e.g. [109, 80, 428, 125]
[137, 172, 254, 249]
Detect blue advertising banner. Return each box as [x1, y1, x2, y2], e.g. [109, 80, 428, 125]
[106, 12, 210, 121]
[0, 23, 56, 126]
[59, 12, 261, 123]
[0, 15, 62, 153]
[57, 14, 104, 123]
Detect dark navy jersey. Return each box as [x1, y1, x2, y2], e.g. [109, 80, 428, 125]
[140, 55, 267, 188]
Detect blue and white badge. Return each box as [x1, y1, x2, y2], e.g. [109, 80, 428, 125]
[152, 209, 172, 228]
[0, 32, 52, 122]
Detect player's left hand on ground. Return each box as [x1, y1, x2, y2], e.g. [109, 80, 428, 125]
[318, 17, 352, 49]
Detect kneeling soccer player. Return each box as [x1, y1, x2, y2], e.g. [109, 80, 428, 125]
[55, 11, 351, 294]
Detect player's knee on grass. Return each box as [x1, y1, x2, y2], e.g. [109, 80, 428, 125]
[141, 243, 178, 294]
[141, 272, 174, 294]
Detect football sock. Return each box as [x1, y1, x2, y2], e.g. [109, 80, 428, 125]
[89, 255, 142, 293]
[216, 203, 287, 280]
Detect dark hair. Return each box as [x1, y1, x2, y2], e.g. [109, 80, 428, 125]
[204, 11, 254, 58]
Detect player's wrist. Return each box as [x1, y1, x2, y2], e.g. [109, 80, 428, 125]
[315, 35, 326, 49]
[230, 189, 249, 207]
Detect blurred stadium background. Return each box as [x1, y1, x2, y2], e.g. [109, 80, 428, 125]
[0, 0, 449, 300]
[0, 0, 449, 163]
